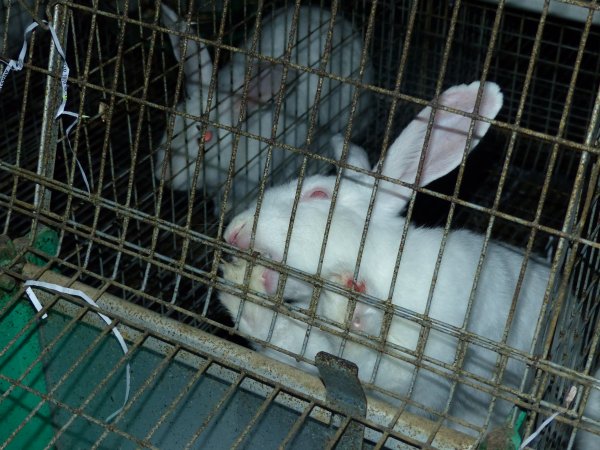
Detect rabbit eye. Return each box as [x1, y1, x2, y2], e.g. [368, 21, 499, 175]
[251, 249, 272, 260]
[196, 125, 214, 147]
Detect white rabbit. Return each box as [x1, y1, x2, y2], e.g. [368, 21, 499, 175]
[576, 367, 600, 449]
[156, 4, 373, 208]
[222, 81, 553, 430]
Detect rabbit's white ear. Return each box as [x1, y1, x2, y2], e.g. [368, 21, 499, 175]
[295, 138, 372, 205]
[161, 4, 213, 110]
[161, 4, 181, 53]
[331, 134, 371, 170]
[377, 81, 503, 214]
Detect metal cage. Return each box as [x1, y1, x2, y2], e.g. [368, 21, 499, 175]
[1, 0, 599, 448]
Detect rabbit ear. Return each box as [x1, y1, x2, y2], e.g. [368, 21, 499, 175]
[161, 4, 213, 111]
[297, 136, 371, 204]
[161, 4, 182, 55]
[331, 134, 371, 170]
[376, 81, 503, 214]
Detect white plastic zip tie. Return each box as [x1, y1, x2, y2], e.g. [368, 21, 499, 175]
[25, 286, 47, 319]
[0, 22, 37, 84]
[24, 280, 131, 422]
[0, 21, 91, 193]
[520, 385, 577, 449]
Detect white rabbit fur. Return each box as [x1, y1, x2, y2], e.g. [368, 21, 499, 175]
[156, 4, 373, 206]
[220, 257, 383, 371]
[219, 257, 340, 375]
[221, 81, 554, 429]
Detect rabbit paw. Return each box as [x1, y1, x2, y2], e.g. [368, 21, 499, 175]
[329, 272, 373, 332]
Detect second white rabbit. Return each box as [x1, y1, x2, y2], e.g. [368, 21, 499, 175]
[157, 4, 373, 208]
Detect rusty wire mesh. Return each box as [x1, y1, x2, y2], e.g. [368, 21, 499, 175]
[1, 0, 600, 448]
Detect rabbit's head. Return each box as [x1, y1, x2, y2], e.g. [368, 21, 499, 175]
[157, 4, 288, 195]
[223, 81, 503, 300]
[219, 257, 339, 372]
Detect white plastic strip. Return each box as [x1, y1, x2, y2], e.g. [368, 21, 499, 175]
[0, 22, 38, 86]
[0, 20, 90, 193]
[25, 286, 48, 319]
[520, 385, 577, 449]
[24, 280, 131, 422]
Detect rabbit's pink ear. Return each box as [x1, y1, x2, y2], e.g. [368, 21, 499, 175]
[377, 81, 503, 214]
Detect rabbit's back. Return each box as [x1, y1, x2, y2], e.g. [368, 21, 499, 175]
[382, 228, 550, 427]
[388, 227, 549, 354]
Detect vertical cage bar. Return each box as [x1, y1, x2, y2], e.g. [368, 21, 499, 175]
[34, 3, 69, 212]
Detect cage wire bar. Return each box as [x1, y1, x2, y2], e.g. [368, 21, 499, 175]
[0, 0, 600, 448]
